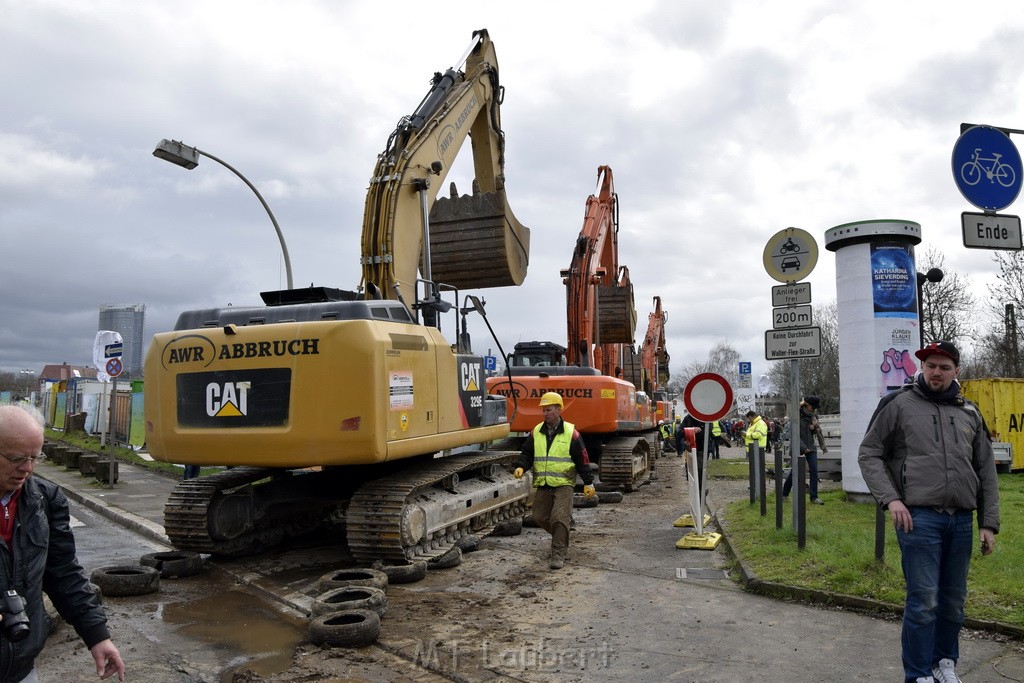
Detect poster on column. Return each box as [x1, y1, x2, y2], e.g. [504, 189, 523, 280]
[871, 243, 919, 397]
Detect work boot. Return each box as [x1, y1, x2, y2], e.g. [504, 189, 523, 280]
[549, 548, 566, 570]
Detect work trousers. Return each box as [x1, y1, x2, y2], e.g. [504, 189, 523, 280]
[531, 485, 573, 553]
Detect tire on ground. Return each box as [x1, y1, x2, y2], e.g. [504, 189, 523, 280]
[597, 491, 624, 504]
[455, 535, 482, 552]
[140, 550, 204, 578]
[427, 546, 462, 569]
[90, 565, 160, 597]
[572, 494, 599, 508]
[490, 516, 523, 537]
[371, 559, 427, 584]
[316, 568, 388, 594]
[311, 586, 388, 618]
[308, 609, 381, 648]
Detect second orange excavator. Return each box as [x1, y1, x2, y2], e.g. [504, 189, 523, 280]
[486, 165, 665, 490]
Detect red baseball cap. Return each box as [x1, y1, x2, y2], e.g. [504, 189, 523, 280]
[914, 341, 960, 366]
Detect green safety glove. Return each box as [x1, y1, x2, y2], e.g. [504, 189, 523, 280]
[513, 468, 524, 479]
[583, 484, 596, 498]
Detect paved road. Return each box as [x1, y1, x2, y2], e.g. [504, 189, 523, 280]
[33, 449, 1024, 682]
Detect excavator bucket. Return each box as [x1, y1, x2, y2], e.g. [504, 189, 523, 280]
[429, 182, 531, 290]
[597, 284, 637, 344]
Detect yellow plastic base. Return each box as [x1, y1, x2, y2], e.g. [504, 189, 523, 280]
[675, 532, 723, 550]
[673, 513, 712, 528]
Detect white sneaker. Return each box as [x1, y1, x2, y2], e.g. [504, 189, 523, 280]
[932, 658, 962, 683]
[915, 678, 935, 683]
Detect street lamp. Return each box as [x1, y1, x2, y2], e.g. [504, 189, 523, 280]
[153, 139, 293, 289]
[916, 268, 944, 347]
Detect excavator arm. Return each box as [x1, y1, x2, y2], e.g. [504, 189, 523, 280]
[560, 165, 636, 375]
[360, 29, 530, 312]
[640, 296, 670, 391]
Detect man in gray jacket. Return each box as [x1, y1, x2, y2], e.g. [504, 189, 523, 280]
[859, 341, 999, 683]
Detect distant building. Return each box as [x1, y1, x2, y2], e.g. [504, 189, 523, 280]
[39, 362, 98, 381]
[98, 303, 146, 378]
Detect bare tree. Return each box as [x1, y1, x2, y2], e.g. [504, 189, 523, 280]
[765, 301, 840, 413]
[968, 250, 1024, 378]
[674, 339, 741, 391]
[917, 245, 975, 348]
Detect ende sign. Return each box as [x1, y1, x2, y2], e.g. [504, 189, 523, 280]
[961, 211, 1023, 250]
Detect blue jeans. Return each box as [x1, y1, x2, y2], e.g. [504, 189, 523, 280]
[896, 507, 974, 682]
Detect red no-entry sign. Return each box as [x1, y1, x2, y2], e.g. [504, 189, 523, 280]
[683, 373, 733, 422]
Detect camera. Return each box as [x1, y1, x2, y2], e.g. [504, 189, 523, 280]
[0, 590, 29, 642]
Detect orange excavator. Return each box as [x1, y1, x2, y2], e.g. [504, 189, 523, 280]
[486, 165, 656, 490]
[639, 296, 672, 423]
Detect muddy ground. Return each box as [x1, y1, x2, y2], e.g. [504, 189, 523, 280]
[32, 448, 1015, 682]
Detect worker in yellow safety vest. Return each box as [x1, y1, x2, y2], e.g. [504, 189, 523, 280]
[658, 420, 675, 453]
[514, 392, 595, 569]
[710, 419, 723, 459]
[743, 409, 769, 460]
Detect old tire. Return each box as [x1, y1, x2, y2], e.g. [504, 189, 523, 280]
[90, 565, 160, 597]
[140, 551, 203, 578]
[597, 491, 624, 504]
[371, 559, 427, 584]
[308, 609, 380, 648]
[428, 546, 462, 570]
[490, 516, 523, 537]
[316, 568, 388, 594]
[311, 586, 388, 618]
[455, 534, 482, 552]
[572, 494, 599, 508]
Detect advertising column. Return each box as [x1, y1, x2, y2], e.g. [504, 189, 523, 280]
[825, 220, 921, 496]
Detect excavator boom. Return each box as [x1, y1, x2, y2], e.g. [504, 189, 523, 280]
[360, 29, 530, 311]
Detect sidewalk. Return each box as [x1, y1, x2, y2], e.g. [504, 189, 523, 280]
[35, 448, 1024, 681]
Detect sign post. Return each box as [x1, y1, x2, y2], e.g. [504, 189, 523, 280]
[675, 373, 733, 550]
[952, 125, 1023, 252]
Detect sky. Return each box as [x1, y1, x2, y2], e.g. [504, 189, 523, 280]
[3, 0, 1024, 389]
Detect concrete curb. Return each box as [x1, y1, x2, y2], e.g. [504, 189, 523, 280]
[36, 470, 173, 549]
[711, 499, 1024, 641]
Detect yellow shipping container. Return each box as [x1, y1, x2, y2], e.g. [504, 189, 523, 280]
[960, 378, 1024, 472]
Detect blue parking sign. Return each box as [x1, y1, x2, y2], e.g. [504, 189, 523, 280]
[952, 126, 1022, 211]
[484, 355, 497, 371]
[739, 361, 752, 375]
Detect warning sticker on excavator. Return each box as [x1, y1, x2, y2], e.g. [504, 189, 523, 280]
[390, 371, 413, 410]
[400, 411, 410, 431]
[601, 389, 616, 399]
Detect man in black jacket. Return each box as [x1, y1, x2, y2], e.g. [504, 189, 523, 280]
[0, 405, 125, 682]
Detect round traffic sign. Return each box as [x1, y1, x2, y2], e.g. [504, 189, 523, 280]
[952, 125, 1022, 211]
[105, 357, 123, 377]
[763, 227, 818, 283]
[683, 373, 733, 422]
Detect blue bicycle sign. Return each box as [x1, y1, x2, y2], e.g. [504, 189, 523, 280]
[952, 125, 1022, 211]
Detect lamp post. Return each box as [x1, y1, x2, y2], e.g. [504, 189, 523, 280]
[153, 139, 293, 289]
[916, 268, 944, 347]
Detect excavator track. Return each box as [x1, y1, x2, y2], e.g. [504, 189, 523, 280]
[598, 436, 651, 492]
[164, 467, 329, 557]
[346, 450, 528, 563]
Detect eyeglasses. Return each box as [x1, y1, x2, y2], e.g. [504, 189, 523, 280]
[0, 452, 45, 467]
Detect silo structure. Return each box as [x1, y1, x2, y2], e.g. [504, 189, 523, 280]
[824, 220, 921, 496]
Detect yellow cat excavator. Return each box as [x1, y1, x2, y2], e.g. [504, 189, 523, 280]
[144, 29, 532, 561]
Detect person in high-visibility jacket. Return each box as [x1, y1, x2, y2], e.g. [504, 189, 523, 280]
[514, 392, 595, 570]
[658, 420, 675, 453]
[743, 409, 769, 460]
[710, 419, 723, 459]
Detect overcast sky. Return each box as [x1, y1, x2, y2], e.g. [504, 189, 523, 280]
[3, 0, 1024, 387]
